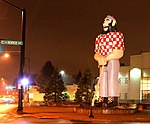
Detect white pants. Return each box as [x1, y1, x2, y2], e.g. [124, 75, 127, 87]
[99, 59, 119, 97]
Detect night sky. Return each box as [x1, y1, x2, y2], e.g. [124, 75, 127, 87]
[0, 0, 150, 83]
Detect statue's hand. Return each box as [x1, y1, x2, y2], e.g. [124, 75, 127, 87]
[94, 53, 107, 67]
[98, 56, 107, 67]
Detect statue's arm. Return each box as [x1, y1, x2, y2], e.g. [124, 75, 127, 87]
[105, 49, 124, 61]
[94, 53, 106, 66]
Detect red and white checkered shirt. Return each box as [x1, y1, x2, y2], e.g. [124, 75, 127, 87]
[95, 32, 125, 56]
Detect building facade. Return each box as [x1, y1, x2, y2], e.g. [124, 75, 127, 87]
[119, 51, 150, 102]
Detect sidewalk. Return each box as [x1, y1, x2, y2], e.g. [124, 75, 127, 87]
[10, 106, 150, 122]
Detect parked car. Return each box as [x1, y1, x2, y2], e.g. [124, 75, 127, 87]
[0, 95, 16, 104]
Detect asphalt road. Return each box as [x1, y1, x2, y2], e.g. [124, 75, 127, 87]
[0, 103, 17, 123]
[1, 117, 150, 124]
[0, 104, 150, 124]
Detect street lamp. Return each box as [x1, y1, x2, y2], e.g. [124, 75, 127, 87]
[3, 53, 10, 58]
[3, 0, 26, 113]
[59, 70, 65, 76]
[20, 77, 29, 87]
[59, 70, 68, 85]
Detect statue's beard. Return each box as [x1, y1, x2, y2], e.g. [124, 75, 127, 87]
[102, 25, 117, 34]
[103, 26, 109, 31]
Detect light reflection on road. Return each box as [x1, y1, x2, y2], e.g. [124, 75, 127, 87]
[0, 103, 17, 117]
[0, 113, 7, 117]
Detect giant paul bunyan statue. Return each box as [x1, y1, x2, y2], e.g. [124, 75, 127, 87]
[93, 15, 125, 107]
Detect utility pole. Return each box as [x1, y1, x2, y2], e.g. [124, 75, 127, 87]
[18, 7, 26, 114]
[3, 0, 26, 113]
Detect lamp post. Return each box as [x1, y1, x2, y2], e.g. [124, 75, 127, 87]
[3, 0, 26, 113]
[25, 57, 30, 76]
[24, 57, 30, 103]
[89, 77, 95, 118]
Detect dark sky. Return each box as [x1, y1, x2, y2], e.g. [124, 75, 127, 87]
[0, 0, 150, 83]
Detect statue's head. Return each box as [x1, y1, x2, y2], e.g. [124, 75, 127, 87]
[102, 15, 117, 33]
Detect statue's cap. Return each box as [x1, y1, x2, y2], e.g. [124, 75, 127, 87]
[105, 15, 116, 22]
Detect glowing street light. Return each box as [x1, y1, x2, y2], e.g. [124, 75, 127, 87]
[59, 70, 69, 85]
[3, 53, 10, 58]
[20, 77, 29, 87]
[18, 77, 29, 104]
[60, 70, 65, 76]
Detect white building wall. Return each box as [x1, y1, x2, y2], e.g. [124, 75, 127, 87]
[129, 54, 142, 100]
[141, 52, 150, 78]
[141, 52, 150, 69]
[119, 66, 130, 100]
[129, 52, 150, 101]
[130, 68, 141, 100]
[130, 54, 142, 69]
[29, 86, 44, 102]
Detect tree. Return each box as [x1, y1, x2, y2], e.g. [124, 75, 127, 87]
[36, 61, 54, 93]
[74, 68, 93, 103]
[72, 69, 82, 85]
[36, 60, 66, 102]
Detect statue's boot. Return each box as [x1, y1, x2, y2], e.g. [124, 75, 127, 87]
[102, 97, 108, 108]
[108, 97, 119, 107]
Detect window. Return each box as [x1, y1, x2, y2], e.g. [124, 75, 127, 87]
[119, 93, 121, 99]
[124, 93, 128, 99]
[141, 77, 150, 100]
[118, 78, 121, 84]
[125, 77, 128, 84]
[142, 90, 150, 100]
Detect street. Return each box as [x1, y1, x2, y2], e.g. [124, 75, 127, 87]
[0, 105, 72, 124]
[0, 103, 17, 123]
[3, 117, 150, 124]
[0, 105, 149, 123]
[1, 117, 150, 124]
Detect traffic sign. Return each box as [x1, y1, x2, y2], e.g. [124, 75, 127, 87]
[0, 40, 23, 45]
